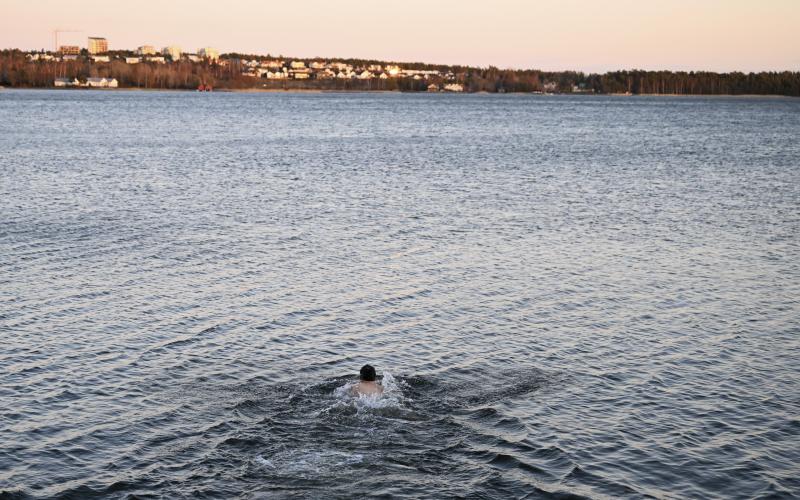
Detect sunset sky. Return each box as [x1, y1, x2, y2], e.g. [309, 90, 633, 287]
[2, 0, 798, 72]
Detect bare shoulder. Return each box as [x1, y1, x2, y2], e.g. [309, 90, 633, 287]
[354, 381, 383, 396]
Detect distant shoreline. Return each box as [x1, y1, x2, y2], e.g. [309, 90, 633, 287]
[2, 87, 797, 98]
[4, 49, 799, 97]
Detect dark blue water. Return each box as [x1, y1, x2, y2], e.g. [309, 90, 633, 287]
[1, 89, 799, 499]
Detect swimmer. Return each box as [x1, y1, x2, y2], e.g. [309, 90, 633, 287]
[353, 364, 383, 396]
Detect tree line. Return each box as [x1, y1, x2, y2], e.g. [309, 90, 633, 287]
[2, 49, 798, 96]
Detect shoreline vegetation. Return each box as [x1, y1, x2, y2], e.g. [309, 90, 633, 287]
[2, 49, 799, 96]
[6, 87, 798, 99]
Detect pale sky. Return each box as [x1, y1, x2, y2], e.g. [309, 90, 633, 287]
[2, 0, 798, 72]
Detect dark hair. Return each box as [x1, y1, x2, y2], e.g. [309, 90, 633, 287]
[360, 364, 376, 382]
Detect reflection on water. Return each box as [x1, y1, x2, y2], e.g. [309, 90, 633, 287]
[1, 90, 799, 499]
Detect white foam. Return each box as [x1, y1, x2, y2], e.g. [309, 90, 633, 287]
[255, 450, 364, 476]
[333, 380, 358, 399]
[316, 371, 419, 423]
[254, 454, 275, 468]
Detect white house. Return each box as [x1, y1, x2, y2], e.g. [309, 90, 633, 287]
[402, 69, 440, 78]
[262, 60, 284, 69]
[290, 69, 311, 79]
[329, 62, 348, 71]
[91, 55, 110, 63]
[28, 53, 55, 61]
[125, 57, 141, 64]
[147, 56, 166, 64]
[86, 77, 118, 88]
[444, 83, 464, 92]
[543, 81, 558, 93]
[54, 77, 80, 87]
[357, 70, 374, 80]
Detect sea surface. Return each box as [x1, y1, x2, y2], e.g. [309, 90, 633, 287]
[1, 89, 799, 499]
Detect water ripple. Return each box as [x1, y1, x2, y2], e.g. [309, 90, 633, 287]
[1, 90, 799, 498]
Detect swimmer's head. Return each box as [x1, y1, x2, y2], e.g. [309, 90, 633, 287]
[360, 364, 377, 382]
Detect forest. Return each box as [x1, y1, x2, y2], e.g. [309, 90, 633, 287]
[2, 49, 799, 96]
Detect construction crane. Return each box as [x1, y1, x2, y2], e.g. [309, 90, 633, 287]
[53, 29, 82, 52]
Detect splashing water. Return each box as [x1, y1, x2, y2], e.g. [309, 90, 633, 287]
[251, 372, 407, 479]
[329, 371, 409, 415]
[253, 450, 364, 478]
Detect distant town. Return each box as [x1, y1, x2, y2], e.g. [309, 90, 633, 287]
[1, 36, 799, 95]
